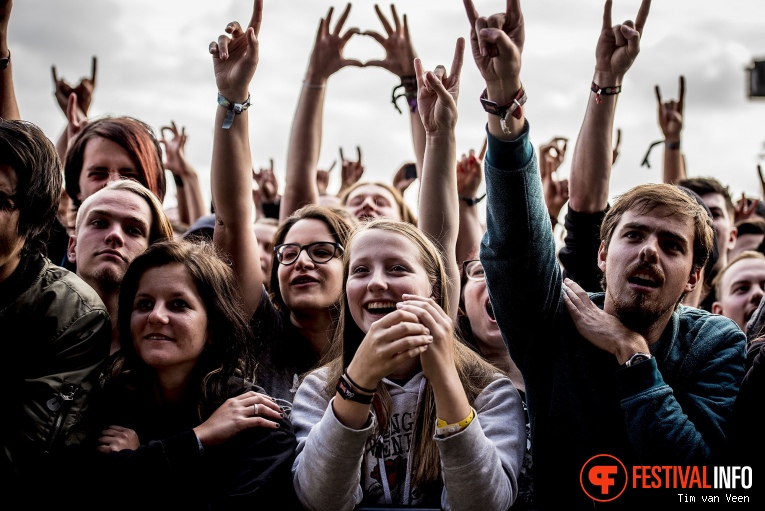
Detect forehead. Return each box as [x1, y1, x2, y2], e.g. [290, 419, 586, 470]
[721, 258, 765, 288]
[351, 229, 418, 260]
[700, 193, 729, 213]
[137, 263, 197, 295]
[253, 223, 277, 241]
[80, 189, 152, 223]
[347, 184, 397, 204]
[616, 205, 694, 237]
[283, 218, 333, 244]
[0, 163, 18, 193]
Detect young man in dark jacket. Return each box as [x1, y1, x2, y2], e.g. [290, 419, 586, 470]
[0, 119, 111, 501]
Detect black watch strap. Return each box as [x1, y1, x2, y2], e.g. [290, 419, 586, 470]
[336, 375, 374, 404]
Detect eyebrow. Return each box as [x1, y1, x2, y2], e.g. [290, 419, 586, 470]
[85, 208, 150, 229]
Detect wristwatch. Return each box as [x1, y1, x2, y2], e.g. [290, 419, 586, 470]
[622, 352, 653, 368]
[480, 85, 527, 135]
[0, 50, 10, 70]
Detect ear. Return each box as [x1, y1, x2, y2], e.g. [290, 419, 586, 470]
[711, 301, 723, 316]
[67, 234, 77, 264]
[597, 241, 607, 273]
[727, 225, 738, 252]
[684, 266, 702, 293]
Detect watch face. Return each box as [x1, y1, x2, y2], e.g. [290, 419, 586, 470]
[627, 353, 651, 366]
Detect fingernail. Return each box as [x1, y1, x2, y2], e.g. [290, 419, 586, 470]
[279, 412, 284, 418]
[396, 302, 404, 308]
[275, 423, 280, 428]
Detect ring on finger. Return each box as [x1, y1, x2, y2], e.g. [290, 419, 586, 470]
[254, 403, 260, 415]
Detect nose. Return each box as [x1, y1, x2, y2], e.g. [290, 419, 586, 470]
[104, 224, 125, 247]
[293, 248, 315, 269]
[367, 267, 388, 292]
[639, 237, 659, 263]
[147, 302, 169, 324]
[108, 170, 123, 183]
[751, 284, 765, 304]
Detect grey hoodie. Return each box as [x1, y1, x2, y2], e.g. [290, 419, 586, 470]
[291, 368, 525, 511]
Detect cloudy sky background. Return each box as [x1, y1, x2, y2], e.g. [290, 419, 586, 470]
[8, 0, 765, 216]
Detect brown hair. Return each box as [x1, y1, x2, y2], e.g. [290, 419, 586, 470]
[114, 240, 256, 419]
[269, 204, 354, 312]
[339, 181, 417, 225]
[677, 177, 735, 219]
[600, 183, 714, 274]
[0, 120, 63, 257]
[321, 219, 498, 490]
[75, 179, 174, 245]
[65, 116, 166, 207]
[712, 250, 765, 299]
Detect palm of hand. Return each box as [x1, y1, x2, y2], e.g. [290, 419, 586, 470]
[312, 34, 356, 79]
[419, 80, 458, 133]
[214, 35, 258, 94]
[377, 35, 416, 77]
[596, 29, 634, 77]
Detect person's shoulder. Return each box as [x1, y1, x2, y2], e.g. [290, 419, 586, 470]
[675, 305, 746, 352]
[39, 258, 107, 313]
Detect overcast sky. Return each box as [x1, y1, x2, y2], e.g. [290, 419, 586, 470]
[8, 0, 765, 215]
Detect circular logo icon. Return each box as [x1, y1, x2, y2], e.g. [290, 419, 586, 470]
[580, 454, 628, 502]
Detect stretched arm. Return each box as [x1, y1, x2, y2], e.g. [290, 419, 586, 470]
[52, 56, 96, 159]
[365, 5, 425, 177]
[538, 136, 569, 227]
[657, 76, 686, 184]
[455, 138, 487, 266]
[281, 4, 362, 221]
[0, 0, 19, 120]
[415, 39, 464, 320]
[569, 0, 650, 213]
[209, 1, 263, 315]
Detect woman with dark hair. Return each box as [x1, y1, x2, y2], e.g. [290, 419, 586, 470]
[88, 240, 296, 509]
[208, 3, 352, 413]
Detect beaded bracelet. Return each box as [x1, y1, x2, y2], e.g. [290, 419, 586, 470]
[591, 81, 621, 104]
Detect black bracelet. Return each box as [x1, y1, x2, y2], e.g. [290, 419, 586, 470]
[173, 175, 184, 187]
[336, 375, 374, 404]
[665, 140, 681, 150]
[343, 370, 376, 394]
[459, 193, 487, 206]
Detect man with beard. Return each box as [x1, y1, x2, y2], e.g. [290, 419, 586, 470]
[67, 179, 173, 354]
[474, 0, 746, 507]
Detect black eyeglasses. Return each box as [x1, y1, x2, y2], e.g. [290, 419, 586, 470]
[462, 259, 485, 282]
[274, 241, 344, 266]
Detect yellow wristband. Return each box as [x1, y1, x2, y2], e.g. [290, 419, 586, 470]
[436, 409, 475, 437]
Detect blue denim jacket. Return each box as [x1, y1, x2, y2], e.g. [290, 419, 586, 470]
[480, 123, 746, 508]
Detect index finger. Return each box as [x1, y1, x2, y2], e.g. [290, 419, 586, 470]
[90, 56, 97, 85]
[339, 147, 345, 162]
[654, 84, 662, 104]
[463, 0, 479, 28]
[269, 158, 274, 172]
[449, 37, 465, 82]
[333, 3, 351, 36]
[374, 4, 393, 35]
[602, 0, 612, 32]
[248, 0, 263, 36]
[677, 75, 685, 113]
[505, 0, 522, 19]
[356, 146, 362, 163]
[634, 0, 651, 34]
[51, 65, 59, 84]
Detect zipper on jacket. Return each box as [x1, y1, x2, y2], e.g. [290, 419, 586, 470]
[44, 383, 80, 454]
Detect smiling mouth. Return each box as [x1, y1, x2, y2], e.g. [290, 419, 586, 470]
[292, 276, 319, 285]
[366, 302, 397, 315]
[145, 334, 173, 341]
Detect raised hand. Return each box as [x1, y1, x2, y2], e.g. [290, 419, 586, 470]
[253, 159, 279, 203]
[159, 121, 188, 173]
[539, 137, 569, 219]
[414, 38, 465, 134]
[595, 0, 651, 80]
[339, 146, 364, 192]
[209, 0, 262, 101]
[364, 4, 417, 78]
[393, 162, 417, 194]
[51, 56, 97, 116]
[193, 391, 282, 448]
[734, 193, 759, 224]
[65, 92, 88, 142]
[656, 75, 684, 142]
[395, 294, 456, 381]
[97, 425, 140, 453]
[305, 4, 363, 83]
[456, 137, 486, 199]
[316, 160, 336, 195]
[463, 0, 523, 92]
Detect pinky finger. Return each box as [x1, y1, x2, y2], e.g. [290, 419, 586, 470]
[209, 41, 219, 56]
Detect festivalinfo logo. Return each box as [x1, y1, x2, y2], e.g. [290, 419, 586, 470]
[580, 454, 753, 503]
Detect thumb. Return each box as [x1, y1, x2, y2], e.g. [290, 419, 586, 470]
[66, 92, 79, 122]
[621, 24, 640, 57]
[479, 28, 515, 56]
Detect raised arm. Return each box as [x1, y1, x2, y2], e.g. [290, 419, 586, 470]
[0, 0, 19, 120]
[209, 0, 263, 315]
[455, 138, 487, 266]
[52, 57, 96, 159]
[415, 39, 464, 321]
[281, 4, 362, 221]
[657, 75, 686, 184]
[569, 0, 649, 213]
[161, 122, 208, 226]
[364, 4, 425, 177]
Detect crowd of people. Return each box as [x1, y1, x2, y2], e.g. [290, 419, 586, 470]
[2, 0, 764, 509]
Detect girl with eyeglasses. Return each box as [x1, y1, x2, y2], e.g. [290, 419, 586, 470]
[208, 3, 353, 414]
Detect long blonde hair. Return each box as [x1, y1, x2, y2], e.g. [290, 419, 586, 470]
[321, 219, 498, 489]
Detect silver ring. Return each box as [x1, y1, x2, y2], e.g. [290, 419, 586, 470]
[254, 403, 260, 415]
